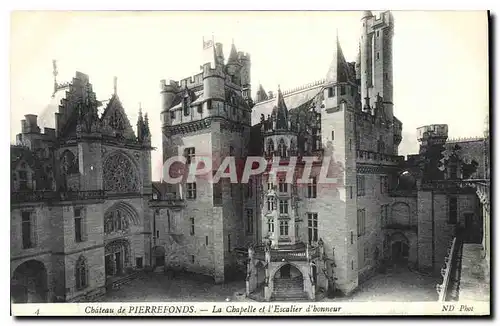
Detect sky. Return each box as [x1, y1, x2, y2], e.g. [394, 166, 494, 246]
[10, 11, 489, 180]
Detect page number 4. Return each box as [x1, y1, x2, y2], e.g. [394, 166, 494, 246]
[35, 309, 40, 316]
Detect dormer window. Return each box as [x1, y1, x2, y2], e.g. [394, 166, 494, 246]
[170, 111, 175, 120]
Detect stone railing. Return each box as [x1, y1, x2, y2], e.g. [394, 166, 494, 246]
[436, 237, 457, 301]
[252, 243, 319, 262]
[11, 190, 105, 203]
[356, 150, 404, 164]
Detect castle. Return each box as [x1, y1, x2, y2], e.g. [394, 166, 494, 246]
[11, 11, 490, 303]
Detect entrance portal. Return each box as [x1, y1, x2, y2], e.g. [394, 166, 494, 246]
[391, 241, 409, 264]
[11, 260, 47, 303]
[272, 264, 305, 300]
[105, 239, 131, 277]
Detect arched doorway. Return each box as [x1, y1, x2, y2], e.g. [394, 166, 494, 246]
[11, 260, 47, 303]
[105, 239, 131, 277]
[272, 263, 305, 299]
[153, 246, 166, 268]
[390, 233, 410, 265]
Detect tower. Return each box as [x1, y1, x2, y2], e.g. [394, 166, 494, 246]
[359, 11, 394, 121]
[159, 39, 253, 283]
[321, 34, 359, 294]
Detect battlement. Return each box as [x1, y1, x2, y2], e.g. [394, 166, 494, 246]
[179, 72, 203, 88]
[282, 79, 326, 96]
[417, 124, 449, 141]
[447, 136, 485, 143]
[237, 51, 251, 60]
[160, 79, 180, 92]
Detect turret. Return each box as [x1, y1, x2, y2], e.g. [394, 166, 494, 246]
[160, 79, 178, 127]
[238, 51, 252, 105]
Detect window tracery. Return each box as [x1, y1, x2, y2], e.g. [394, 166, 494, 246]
[103, 152, 139, 193]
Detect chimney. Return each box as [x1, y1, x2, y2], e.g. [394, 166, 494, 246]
[215, 43, 224, 65]
[268, 91, 274, 99]
[24, 114, 40, 133]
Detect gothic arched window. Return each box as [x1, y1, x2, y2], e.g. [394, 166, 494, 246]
[103, 152, 139, 193]
[266, 139, 274, 156]
[278, 138, 287, 158]
[75, 256, 88, 290]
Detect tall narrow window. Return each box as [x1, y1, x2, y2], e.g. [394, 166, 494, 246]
[267, 196, 276, 211]
[185, 147, 195, 164]
[349, 186, 353, 199]
[349, 139, 352, 151]
[246, 179, 253, 198]
[357, 175, 366, 196]
[74, 207, 83, 243]
[449, 197, 458, 224]
[156, 230, 160, 238]
[307, 213, 318, 245]
[307, 177, 317, 198]
[266, 139, 274, 156]
[278, 179, 288, 193]
[183, 97, 189, 116]
[227, 234, 231, 252]
[191, 255, 195, 264]
[350, 231, 354, 244]
[246, 209, 254, 234]
[279, 200, 289, 214]
[75, 256, 88, 290]
[376, 52, 380, 60]
[21, 211, 33, 249]
[268, 218, 274, 233]
[18, 170, 28, 190]
[213, 182, 222, 205]
[331, 130, 335, 140]
[187, 183, 197, 199]
[278, 139, 287, 158]
[190, 217, 195, 235]
[279, 220, 289, 236]
[357, 209, 366, 237]
[206, 236, 209, 246]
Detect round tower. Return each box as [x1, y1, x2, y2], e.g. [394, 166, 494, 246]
[160, 79, 177, 127]
[360, 11, 373, 110]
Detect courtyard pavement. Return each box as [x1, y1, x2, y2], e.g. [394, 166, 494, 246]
[102, 271, 246, 302]
[330, 266, 439, 302]
[101, 266, 439, 302]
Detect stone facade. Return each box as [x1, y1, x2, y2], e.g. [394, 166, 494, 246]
[11, 71, 153, 303]
[156, 10, 488, 301]
[11, 11, 489, 303]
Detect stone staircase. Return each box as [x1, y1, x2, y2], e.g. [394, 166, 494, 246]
[272, 277, 309, 301]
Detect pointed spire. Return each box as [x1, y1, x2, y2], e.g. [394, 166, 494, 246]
[227, 40, 239, 65]
[256, 83, 269, 102]
[274, 86, 289, 130]
[325, 31, 351, 83]
[144, 112, 150, 138]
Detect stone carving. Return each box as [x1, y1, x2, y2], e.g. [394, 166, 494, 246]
[103, 152, 139, 193]
[104, 209, 131, 235]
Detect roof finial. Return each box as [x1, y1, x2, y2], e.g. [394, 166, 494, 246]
[52, 60, 58, 96]
[113, 76, 117, 95]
